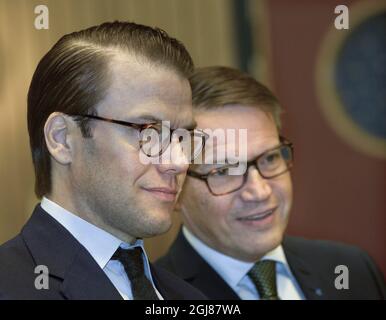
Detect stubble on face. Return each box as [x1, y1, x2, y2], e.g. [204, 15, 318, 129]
[66, 54, 192, 243]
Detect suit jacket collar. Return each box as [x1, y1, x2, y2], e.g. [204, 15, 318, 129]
[170, 230, 327, 300]
[282, 236, 326, 300]
[22, 205, 123, 300]
[169, 229, 240, 299]
[21, 205, 187, 300]
[149, 264, 185, 300]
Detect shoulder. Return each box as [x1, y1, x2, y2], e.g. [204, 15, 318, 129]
[155, 230, 208, 282]
[0, 234, 37, 298]
[283, 236, 386, 298]
[0, 234, 34, 270]
[283, 235, 374, 262]
[151, 264, 207, 300]
[155, 252, 175, 272]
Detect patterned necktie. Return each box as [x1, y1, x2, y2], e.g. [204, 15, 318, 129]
[112, 246, 159, 300]
[248, 260, 280, 300]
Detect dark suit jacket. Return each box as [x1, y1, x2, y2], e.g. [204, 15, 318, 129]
[0, 205, 206, 300]
[156, 229, 386, 300]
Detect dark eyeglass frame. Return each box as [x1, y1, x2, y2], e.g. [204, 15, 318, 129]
[187, 136, 294, 196]
[69, 114, 208, 158]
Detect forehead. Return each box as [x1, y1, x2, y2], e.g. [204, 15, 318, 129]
[196, 105, 279, 157]
[96, 53, 193, 127]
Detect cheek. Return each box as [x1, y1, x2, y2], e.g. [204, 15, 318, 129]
[181, 179, 205, 209]
[272, 175, 293, 210]
[90, 139, 147, 185]
[196, 193, 234, 228]
[284, 175, 293, 203]
[181, 180, 222, 219]
[123, 161, 152, 191]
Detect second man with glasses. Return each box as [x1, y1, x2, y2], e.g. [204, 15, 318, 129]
[156, 66, 386, 300]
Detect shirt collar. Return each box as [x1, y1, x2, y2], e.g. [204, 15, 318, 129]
[41, 197, 146, 270]
[182, 226, 291, 288]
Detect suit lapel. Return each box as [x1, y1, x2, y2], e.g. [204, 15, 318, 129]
[60, 251, 122, 300]
[283, 237, 325, 300]
[168, 231, 330, 300]
[22, 205, 122, 300]
[149, 264, 181, 300]
[169, 230, 240, 300]
[189, 265, 240, 300]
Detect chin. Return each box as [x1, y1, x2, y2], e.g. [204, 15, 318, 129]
[264, 232, 283, 251]
[143, 213, 173, 237]
[247, 232, 283, 258]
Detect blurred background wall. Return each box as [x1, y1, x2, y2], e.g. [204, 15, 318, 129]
[0, 0, 385, 276]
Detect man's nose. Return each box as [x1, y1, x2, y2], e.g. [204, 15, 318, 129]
[155, 138, 190, 176]
[240, 166, 272, 202]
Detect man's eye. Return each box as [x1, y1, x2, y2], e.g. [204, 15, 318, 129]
[212, 167, 231, 176]
[265, 152, 280, 163]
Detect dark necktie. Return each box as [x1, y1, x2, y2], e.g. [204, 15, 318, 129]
[112, 246, 159, 300]
[248, 260, 280, 300]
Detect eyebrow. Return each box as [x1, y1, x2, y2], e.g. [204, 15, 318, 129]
[124, 114, 161, 124]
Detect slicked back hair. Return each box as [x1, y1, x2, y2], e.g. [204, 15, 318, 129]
[27, 21, 194, 198]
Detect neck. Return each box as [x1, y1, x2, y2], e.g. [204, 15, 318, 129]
[44, 192, 137, 245]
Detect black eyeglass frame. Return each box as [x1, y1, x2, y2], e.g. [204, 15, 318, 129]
[187, 136, 294, 196]
[69, 114, 209, 158]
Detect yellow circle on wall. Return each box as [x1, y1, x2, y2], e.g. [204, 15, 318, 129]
[316, 1, 386, 159]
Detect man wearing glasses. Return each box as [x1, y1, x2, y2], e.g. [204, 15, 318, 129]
[157, 66, 385, 300]
[0, 21, 207, 299]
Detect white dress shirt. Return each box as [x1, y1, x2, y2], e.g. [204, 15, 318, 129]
[183, 226, 304, 300]
[41, 197, 163, 300]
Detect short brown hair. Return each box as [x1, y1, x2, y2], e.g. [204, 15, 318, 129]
[189, 66, 282, 128]
[28, 21, 194, 198]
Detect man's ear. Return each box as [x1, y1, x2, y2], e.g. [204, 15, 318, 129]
[44, 112, 74, 165]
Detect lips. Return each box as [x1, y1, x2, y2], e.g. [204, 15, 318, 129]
[142, 187, 178, 202]
[237, 207, 277, 221]
[144, 187, 178, 194]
